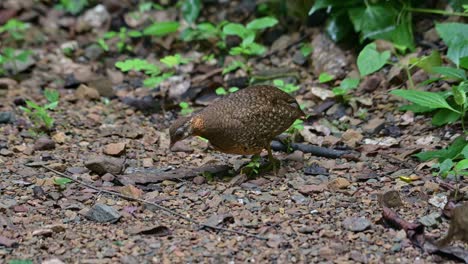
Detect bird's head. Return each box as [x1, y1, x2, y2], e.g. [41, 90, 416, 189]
[169, 116, 194, 149]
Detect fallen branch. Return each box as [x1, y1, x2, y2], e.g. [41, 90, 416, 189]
[271, 140, 359, 160]
[41, 165, 267, 240]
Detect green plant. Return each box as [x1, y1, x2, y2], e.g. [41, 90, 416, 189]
[179, 101, 193, 116]
[181, 22, 225, 42]
[215, 87, 239, 95]
[244, 155, 262, 175]
[0, 48, 32, 76]
[115, 55, 187, 88]
[222, 60, 249, 75]
[222, 17, 278, 56]
[318, 72, 334, 83]
[273, 79, 300, 94]
[0, 19, 29, 41]
[181, 0, 202, 25]
[56, 0, 88, 15]
[97, 27, 142, 53]
[332, 78, 360, 98]
[143, 21, 180, 37]
[435, 23, 468, 69]
[357, 42, 391, 76]
[20, 89, 59, 131]
[299, 43, 313, 57]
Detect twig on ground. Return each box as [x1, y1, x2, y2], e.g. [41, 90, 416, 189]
[41, 165, 267, 240]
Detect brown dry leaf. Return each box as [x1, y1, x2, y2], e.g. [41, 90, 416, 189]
[119, 185, 143, 199]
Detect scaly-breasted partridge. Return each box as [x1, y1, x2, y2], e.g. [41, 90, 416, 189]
[169, 85, 305, 167]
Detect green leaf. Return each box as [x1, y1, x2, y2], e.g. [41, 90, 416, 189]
[318, 72, 334, 83]
[357, 43, 390, 76]
[181, 0, 201, 25]
[325, 10, 353, 42]
[461, 144, 468, 158]
[309, 0, 362, 15]
[390, 89, 460, 113]
[223, 23, 249, 39]
[432, 66, 466, 80]
[228, 87, 239, 93]
[215, 87, 227, 95]
[44, 89, 59, 104]
[143, 21, 179, 37]
[222, 60, 245, 75]
[431, 108, 461, 126]
[340, 78, 359, 89]
[438, 159, 454, 177]
[115, 59, 160, 75]
[246, 17, 278, 31]
[54, 177, 72, 186]
[300, 43, 313, 57]
[452, 85, 466, 106]
[409, 51, 442, 74]
[455, 159, 468, 172]
[414, 136, 467, 161]
[435, 23, 468, 67]
[128, 30, 142, 38]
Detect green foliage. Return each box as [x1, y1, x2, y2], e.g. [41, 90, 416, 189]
[273, 79, 300, 94]
[222, 17, 278, 56]
[20, 89, 60, 130]
[286, 119, 304, 134]
[357, 42, 391, 76]
[0, 48, 32, 76]
[408, 50, 442, 74]
[56, 0, 88, 15]
[54, 177, 73, 186]
[160, 54, 190, 67]
[222, 60, 248, 75]
[309, 0, 414, 50]
[435, 23, 468, 68]
[299, 43, 313, 57]
[244, 155, 261, 175]
[143, 21, 180, 37]
[179, 101, 193, 116]
[115, 55, 187, 88]
[98, 27, 142, 53]
[332, 78, 359, 96]
[181, 0, 202, 25]
[318, 72, 334, 83]
[215, 87, 239, 95]
[0, 19, 29, 41]
[180, 22, 225, 42]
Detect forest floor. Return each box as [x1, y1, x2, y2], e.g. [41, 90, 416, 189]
[0, 1, 467, 263]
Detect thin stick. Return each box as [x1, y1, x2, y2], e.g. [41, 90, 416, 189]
[42, 165, 267, 240]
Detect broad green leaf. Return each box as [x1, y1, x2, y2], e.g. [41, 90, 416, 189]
[54, 177, 72, 186]
[325, 10, 353, 42]
[340, 78, 360, 89]
[318, 72, 334, 83]
[115, 59, 160, 74]
[246, 17, 278, 31]
[455, 159, 468, 171]
[300, 43, 313, 57]
[223, 23, 248, 39]
[452, 85, 466, 106]
[435, 23, 468, 66]
[391, 89, 460, 113]
[461, 144, 468, 158]
[181, 0, 201, 25]
[431, 108, 461, 126]
[432, 66, 466, 80]
[460, 56, 468, 70]
[215, 87, 227, 95]
[273, 79, 284, 86]
[438, 159, 454, 177]
[128, 30, 142, 38]
[410, 51, 442, 73]
[357, 43, 390, 76]
[414, 136, 467, 161]
[309, 0, 362, 15]
[143, 21, 179, 37]
[228, 87, 239, 93]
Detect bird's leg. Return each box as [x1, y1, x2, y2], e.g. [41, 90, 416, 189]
[266, 145, 280, 175]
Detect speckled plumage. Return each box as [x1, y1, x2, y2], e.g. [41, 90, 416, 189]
[170, 85, 305, 155]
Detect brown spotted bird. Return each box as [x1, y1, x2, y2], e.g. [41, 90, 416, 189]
[169, 85, 305, 168]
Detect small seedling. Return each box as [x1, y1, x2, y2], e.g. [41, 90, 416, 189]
[20, 89, 59, 131]
[215, 87, 239, 95]
[0, 48, 32, 76]
[332, 78, 360, 100]
[98, 27, 142, 53]
[243, 155, 262, 176]
[299, 43, 313, 57]
[160, 54, 190, 67]
[143, 21, 180, 37]
[0, 19, 29, 42]
[179, 102, 193, 116]
[222, 17, 278, 56]
[222, 60, 249, 75]
[273, 79, 300, 94]
[318, 72, 334, 83]
[56, 0, 88, 15]
[115, 59, 174, 89]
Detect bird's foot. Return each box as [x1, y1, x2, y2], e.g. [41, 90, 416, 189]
[264, 157, 281, 175]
